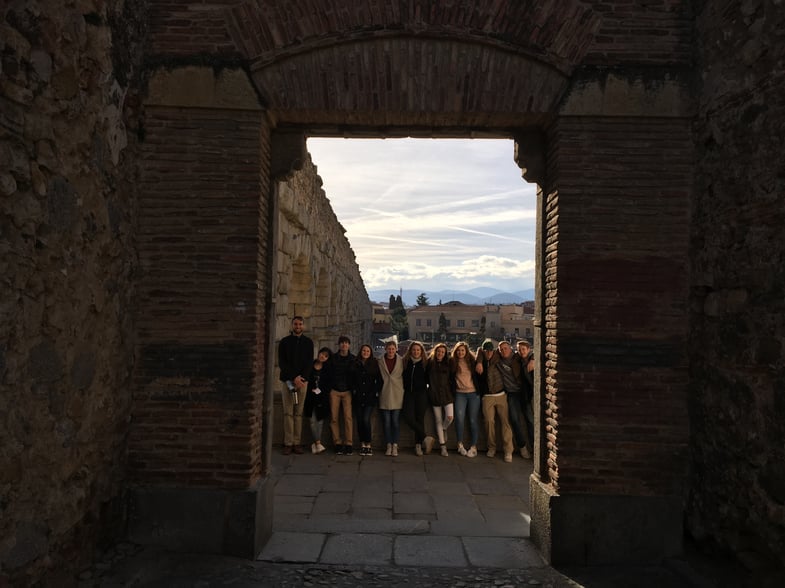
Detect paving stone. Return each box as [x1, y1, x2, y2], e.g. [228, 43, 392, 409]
[258, 531, 325, 563]
[321, 533, 393, 565]
[395, 535, 467, 567]
[275, 474, 325, 497]
[462, 537, 545, 568]
[394, 470, 428, 492]
[393, 492, 433, 515]
[313, 491, 353, 515]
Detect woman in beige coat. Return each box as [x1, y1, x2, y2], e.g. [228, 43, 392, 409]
[378, 339, 404, 456]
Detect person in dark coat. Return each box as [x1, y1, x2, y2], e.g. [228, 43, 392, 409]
[323, 335, 356, 455]
[304, 347, 331, 454]
[277, 316, 314, 455]
[426, 342, 454, 456]
[353, 344, 383, 455]
[402, 341, 429, 456]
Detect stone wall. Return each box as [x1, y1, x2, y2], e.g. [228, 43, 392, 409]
[272, 153, 372, 446]
[689, 0, 785, 572]
[1, 0, 144, 583]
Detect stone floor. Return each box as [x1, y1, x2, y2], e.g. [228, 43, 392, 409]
[82, 445, 765, 587]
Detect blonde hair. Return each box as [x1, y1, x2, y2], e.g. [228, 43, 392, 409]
[403, 341, 426, 367]
[428, 342, 448, 362]
[449, 341, 475, 371]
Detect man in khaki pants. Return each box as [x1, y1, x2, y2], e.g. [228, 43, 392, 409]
[476, 340, 514, 462]
[278, 316, 313, 455]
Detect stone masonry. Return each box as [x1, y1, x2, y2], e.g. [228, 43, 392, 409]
[272, 151, 372, 446]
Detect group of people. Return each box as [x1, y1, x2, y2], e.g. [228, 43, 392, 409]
[277, 316, 535, 462]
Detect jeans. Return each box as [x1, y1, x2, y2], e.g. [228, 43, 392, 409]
[432, 403, 454, 445]
[357, 405, 375, 444]
[454, 391, 480, 447]
[309, 413, 323, 445]
[380, 408, 401, 444]
[506, 393, 529, 450]
[403, 390, 428, 445]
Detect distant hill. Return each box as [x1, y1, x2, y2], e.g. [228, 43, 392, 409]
[368, 288, 535, 307]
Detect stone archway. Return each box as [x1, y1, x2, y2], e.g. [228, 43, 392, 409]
[132, 1, 695, 566]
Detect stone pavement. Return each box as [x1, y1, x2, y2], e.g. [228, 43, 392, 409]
[85, 446, 737, 587]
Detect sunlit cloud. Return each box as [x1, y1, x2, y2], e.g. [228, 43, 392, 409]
[307, 138, 537, 292]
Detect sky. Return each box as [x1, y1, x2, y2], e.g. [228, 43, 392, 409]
[306, 138, 537, 294]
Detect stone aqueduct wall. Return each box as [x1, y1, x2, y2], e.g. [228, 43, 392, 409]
[0, 0, 784, 583]
[1, 2, 142, 582]
[690, 1, 785, 570]
[272, 154, 372, 446]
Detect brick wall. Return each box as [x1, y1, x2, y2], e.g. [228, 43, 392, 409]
[582, 0, 693, 66]
[544, 116, 692, 496]
[130, 106, 270, 488]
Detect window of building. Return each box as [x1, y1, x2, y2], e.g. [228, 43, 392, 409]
[416, 319, 421, 326]
[457, 319, 465, 327]
[471, 319, 479, 327]
[426, 319, 432, 327]
[446, 319, 451, 327]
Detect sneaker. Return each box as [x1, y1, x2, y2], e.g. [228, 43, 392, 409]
[311, 442, 318, 454]
[443, 416, 453, 430]
[366, 446, 373, 456]
[336, 445, 344, 455]
[440, 444, 448, 457]
[457, 444, 468, 456]
[424, 436, 434, 454]
[415, 443, 423, 456]
[315, 441, 326, 454]
[293, 445, 304, 454]
[385, 443, 392, 456]
[486, 448, 496, 458]
[504, 453, 513, 463]
[392, 443, 399, 457]
[282, 445, 292, 455]
[521, 447, 532, 459]
[345, 445, 353, 455]
[466, 446, 477, 458]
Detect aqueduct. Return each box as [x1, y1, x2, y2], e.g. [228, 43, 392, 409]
[2, 0, 784, 582]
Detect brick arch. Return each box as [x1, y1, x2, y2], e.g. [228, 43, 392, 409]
[227, 0, 599, 73]
[137, 0, 695, 569]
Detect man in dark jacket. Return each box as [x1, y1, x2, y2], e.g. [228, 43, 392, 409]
[278, 316, 314, 455]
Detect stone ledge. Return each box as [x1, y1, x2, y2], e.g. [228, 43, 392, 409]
[530, 476, 684, 565]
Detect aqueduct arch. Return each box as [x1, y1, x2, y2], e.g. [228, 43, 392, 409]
[129, 0, 695, 566]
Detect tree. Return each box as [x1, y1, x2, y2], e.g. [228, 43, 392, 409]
[438, 312, 448, 341]
[416, 292, 430, 306]
[390, 296, 408, 340]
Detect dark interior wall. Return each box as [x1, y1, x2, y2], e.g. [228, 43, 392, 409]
[0, 0, 145, 582]
[690, 0, 785, 572]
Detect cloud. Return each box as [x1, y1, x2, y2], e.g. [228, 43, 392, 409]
[361, 256, 536, 290]
[307, 138, 537, 291]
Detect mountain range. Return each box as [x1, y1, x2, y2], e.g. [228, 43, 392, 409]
[368, 287, 535, 307]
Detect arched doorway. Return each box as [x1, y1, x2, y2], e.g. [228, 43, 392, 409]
[131, 1, 693, 565]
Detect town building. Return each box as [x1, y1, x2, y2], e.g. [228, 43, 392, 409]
[407, 301, 534, 346]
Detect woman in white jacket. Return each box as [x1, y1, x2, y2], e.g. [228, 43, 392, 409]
[378, 339, 404, 456]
